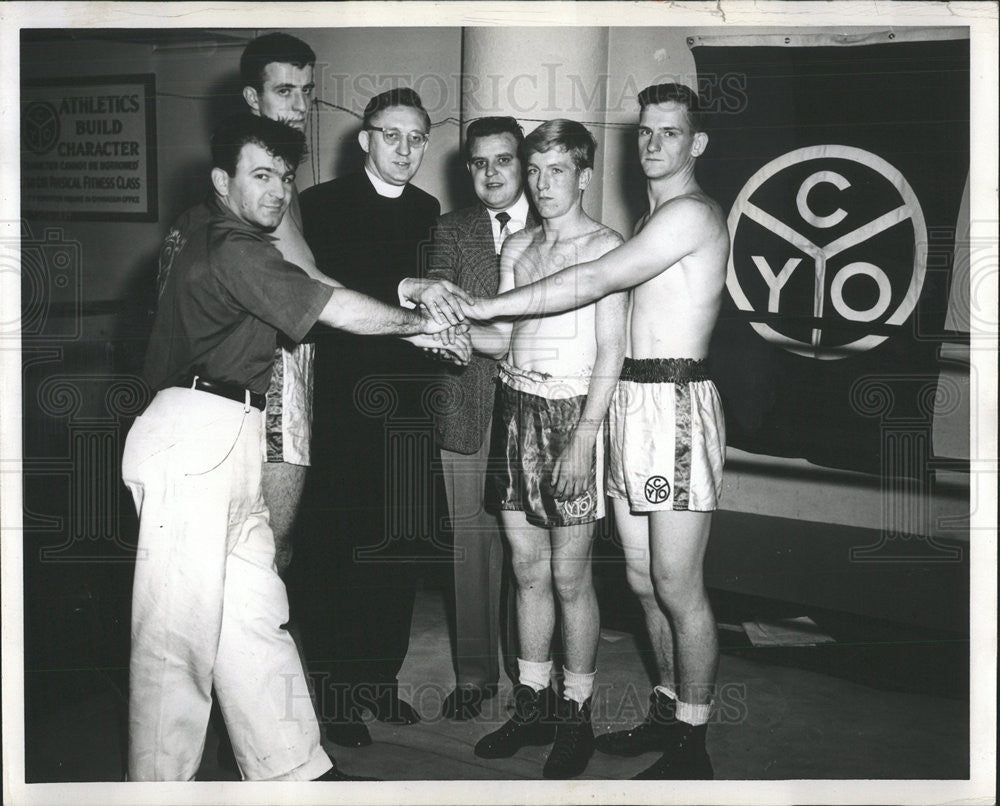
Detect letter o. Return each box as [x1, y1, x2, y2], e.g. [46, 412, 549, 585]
[831, 262, 892, 322]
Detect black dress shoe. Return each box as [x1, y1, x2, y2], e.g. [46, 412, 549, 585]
[542, 697, 595, 779]
[474, 684, 557, 759]
[595, 689, 676, 757]
[313, 760, 382, 781]
[631, 722, 713, 780]
[371, 683, 421, 725]
[325, 716, 373, 748]
[442, 684, 498, 721]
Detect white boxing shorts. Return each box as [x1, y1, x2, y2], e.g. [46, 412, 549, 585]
[607, 358, 725, 512]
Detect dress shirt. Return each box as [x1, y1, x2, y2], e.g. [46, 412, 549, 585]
[489, 192, 530, 254]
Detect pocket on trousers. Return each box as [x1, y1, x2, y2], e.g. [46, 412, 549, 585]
[180, 413, 247, 477]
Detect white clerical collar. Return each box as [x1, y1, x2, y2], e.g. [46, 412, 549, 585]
[365, 166, 405, 198]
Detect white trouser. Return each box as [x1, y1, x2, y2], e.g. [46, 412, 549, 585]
[122, 387, 329, 781]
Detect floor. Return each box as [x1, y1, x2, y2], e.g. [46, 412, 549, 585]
[25, 576, 969, 783]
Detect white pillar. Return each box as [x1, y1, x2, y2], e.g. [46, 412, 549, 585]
[460, 27, 610, 219]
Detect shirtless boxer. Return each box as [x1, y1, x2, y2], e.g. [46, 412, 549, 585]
[468, 120, 627, 779]
[240, 32, 330, 576]
[462, 84, 729, 779]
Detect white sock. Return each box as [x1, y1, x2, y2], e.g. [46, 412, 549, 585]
[518, 658, 552, 692]
[562, 667, 596, 705]
[654, 684, 677, 701]
[675, 699, 711, 726]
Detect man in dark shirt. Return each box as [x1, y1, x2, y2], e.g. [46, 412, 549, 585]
[297, 87, 440, 747]
[123, 112, 449, 781]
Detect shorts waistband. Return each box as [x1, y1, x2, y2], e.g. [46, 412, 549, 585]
[498, 360, 590, 399]
[619, 357, 710, 384]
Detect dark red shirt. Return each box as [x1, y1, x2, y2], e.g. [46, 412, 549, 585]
[144, 198, 334, 395]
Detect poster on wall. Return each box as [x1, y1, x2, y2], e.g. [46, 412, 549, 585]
[21, 73, 157, 221]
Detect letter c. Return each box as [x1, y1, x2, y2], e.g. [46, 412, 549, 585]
[796, 170, 850, 229]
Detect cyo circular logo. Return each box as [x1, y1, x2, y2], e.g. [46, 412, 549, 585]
[22, 101, 61, 155]
[727, 145, 927, 360]
[562, 491, 596, 519]
[644, 476, 670, 504]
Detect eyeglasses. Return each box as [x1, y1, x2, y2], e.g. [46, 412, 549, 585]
[366, 126, 429, 148]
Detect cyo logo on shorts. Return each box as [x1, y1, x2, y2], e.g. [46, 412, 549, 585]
[562, 490, 596, 519]
[726, 146, 927, 360]
[644, 476, 670, 504]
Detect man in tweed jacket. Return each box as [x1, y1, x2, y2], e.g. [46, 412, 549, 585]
[401, 116, 535, 719]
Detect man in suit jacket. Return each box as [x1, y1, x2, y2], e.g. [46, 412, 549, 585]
[399, 117, 535, 719]
[297, 88, 442, 748]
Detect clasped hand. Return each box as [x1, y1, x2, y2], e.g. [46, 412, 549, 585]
[408, 322, 472, 365]
[401, 278, 495, 327]
[398, 279, 469, 365]
[399, 278, 495, 366]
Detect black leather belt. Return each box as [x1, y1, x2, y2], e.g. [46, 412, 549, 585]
[181, 375, 266, 411]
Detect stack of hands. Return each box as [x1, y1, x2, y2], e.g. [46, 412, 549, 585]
[400, 277, 493, 366]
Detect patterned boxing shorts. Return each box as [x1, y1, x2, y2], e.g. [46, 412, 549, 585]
[263, 342, 314, 465]
[496, 361, 606, 528]
[607, 358, 725, 512]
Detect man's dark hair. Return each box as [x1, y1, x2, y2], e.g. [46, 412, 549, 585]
[637, 83, 705, 132]
[523, 119, 596, 171]
[211, 112, 306, 176]
[464, 116, 524, 162]
[362, 87, 431, 132]
[240, 32, 316, 92]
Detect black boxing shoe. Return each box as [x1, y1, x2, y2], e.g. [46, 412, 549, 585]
[631, 722, 713, 780]
[473, 684, 558, 759]
[595, 689, 676, 757]
[542, 697, 594, 779]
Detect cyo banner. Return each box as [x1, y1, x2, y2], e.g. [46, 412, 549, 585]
[693, 32, 969, 474]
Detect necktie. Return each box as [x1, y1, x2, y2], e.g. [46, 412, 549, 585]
[495, 211, 511, 254]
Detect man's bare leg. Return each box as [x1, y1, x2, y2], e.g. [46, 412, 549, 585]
[627, 508, 715, 779]
[594, 498, 680, 758]
[501, 509, 555, 666]
[613, 499, 676, 688]
[648, 509, 717, 707]
[261, 461, 307, 577]
[541, 519, 600, 780]
[550, 521, 599, 676]
[474, 510, 559, 761]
